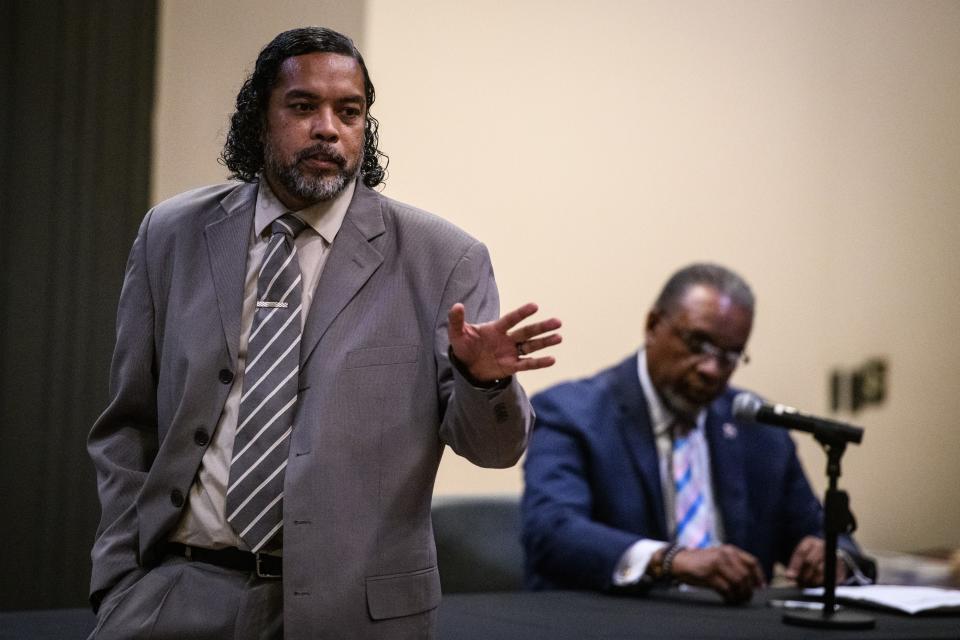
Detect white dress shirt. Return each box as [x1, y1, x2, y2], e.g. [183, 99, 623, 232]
[611, 349, 725, 586]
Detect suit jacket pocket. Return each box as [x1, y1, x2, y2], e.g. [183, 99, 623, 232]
[346, 344, 419, 369]
[365, 565, 441, 620]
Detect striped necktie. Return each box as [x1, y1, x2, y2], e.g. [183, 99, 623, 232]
[226, 213, 308, 552]
[672, 421, 716, 549]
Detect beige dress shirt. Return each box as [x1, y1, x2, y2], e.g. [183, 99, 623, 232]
[169, 176, 354, 551]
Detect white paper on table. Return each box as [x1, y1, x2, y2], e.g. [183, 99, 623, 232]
[804, 585, 960, 615]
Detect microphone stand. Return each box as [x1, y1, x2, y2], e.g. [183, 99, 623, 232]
[782, 435, 875, 630]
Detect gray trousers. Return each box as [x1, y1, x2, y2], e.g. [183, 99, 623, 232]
[89, 556, 283, 640]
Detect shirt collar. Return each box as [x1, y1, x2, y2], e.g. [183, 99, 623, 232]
[636, 348, 705, 438]
[254, 175, 355, 243]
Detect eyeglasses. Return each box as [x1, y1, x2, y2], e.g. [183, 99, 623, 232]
[661, 316, 750, 369]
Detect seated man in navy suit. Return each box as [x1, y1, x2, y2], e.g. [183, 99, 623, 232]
[521, 263, 874, 603]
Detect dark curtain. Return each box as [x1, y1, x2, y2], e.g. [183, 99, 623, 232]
[0, 0, 156, 610]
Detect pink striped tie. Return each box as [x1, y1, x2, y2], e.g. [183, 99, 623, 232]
[672, 423, 715, 549]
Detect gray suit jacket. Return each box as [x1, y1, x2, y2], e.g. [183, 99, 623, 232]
[88, 180, 532, 639]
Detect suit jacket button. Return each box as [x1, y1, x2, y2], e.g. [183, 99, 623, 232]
[219, 369, 234, 384]
[194, 429, 210, 446]
[170, 489, 185, 508]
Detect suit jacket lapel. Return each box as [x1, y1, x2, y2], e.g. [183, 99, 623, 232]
[204, 183, 257, 365]
[300, 184, 385, 367]
[706, 404, 749, 549]
[612, 358, 668, 539]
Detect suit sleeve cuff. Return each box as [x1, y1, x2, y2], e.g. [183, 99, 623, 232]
[838, 549, 874, 585]
[447, 346, 512, 392]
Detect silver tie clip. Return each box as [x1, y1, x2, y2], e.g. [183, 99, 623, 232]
[256, 301, 288, 309]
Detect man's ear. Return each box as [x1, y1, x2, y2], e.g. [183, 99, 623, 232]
[259, 115, 269, 145]
[644, 309, 661, 344]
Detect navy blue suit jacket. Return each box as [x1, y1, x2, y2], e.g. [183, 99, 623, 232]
[522, 355, 860, 591]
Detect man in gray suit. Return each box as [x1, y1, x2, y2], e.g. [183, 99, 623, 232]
[88, 27, 560, 639]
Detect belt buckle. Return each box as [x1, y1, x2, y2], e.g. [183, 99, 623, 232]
[255, 552, 281, 579]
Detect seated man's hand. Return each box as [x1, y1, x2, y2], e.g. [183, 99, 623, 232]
[785, 535, 847, 587]
[671, 545, 766, 605]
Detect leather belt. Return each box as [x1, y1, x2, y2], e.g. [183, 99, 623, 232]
[165, 542, 282, 578]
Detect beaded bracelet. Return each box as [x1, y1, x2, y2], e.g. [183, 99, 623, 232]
[661, 542, 686, 580]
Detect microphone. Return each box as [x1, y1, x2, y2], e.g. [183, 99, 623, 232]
[732, 392, 864, 445]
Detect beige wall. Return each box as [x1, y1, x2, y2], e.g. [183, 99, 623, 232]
[155, 1, 960, 552]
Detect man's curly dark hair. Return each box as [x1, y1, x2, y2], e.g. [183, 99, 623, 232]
[220, 27, 387, 188]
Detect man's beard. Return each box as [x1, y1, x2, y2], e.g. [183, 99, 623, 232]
[264, 140, 361, 204]
[659, 385, 706, 425]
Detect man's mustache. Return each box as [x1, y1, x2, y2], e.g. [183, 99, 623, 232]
[296, 143, 347, 169]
